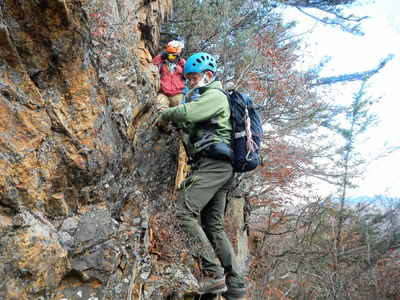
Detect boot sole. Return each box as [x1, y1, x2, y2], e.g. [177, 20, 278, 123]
[222, 289, 247, 300]
[222, 295, 246, 300]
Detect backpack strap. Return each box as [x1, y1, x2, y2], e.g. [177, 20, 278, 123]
[211, 87, 247, 110]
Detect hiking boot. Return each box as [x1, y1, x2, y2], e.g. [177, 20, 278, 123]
[198, 276, 228, 295]
[222, 286, 247, 300]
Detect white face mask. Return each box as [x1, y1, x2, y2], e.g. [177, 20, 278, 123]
[196, 73, 213, 88]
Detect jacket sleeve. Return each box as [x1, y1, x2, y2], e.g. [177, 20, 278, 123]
[160, 89, 226, 124]
[179, 58, 186, 68]
[152, 54, 163, 67]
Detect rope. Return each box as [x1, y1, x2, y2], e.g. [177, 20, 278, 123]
[244, 107, 258, 160]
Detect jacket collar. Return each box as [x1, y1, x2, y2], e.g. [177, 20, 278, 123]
[198, 80, 223, 94]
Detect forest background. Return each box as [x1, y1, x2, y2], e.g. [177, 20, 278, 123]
[160, 0, 400, 299]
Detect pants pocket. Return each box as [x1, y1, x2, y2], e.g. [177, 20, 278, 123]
[179, 175, 198, 191]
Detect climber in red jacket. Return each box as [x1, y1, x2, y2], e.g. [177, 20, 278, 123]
[152, 40, 186, 110]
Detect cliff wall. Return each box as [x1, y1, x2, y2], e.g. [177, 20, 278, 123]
[0, 1, 247, 299]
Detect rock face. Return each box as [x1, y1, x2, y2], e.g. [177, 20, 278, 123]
[0, 0, 170, 216]
[0, 1, 248, 299]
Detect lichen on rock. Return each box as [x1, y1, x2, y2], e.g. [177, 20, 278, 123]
[0, 0, 192, 299]
[0, 0, 248, 299]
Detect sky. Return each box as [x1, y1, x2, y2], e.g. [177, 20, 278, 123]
[284, 0, 400, 198]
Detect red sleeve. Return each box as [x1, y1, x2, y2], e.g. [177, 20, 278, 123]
[179, 58, 186, 68]
[152, 54, 163, 67]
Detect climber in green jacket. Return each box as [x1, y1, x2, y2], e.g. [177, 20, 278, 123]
[156, 52, 246, 299]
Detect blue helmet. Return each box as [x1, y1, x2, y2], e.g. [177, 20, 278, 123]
[184, 52, 217, 75]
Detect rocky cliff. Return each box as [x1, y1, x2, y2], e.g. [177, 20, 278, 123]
[0, 1, 247, 299]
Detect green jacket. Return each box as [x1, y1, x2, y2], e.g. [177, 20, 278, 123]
[160, 80, 232, 156]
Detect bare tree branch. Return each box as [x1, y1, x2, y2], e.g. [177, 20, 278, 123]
[311, 54, 395, 86]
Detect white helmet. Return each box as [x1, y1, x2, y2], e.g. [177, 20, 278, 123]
[166, 40, 184, 54]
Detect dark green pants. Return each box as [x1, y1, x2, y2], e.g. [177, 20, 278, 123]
[176, 157, 244, 287]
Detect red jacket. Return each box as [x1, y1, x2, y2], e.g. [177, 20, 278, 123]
[152, 54, 186, 96]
